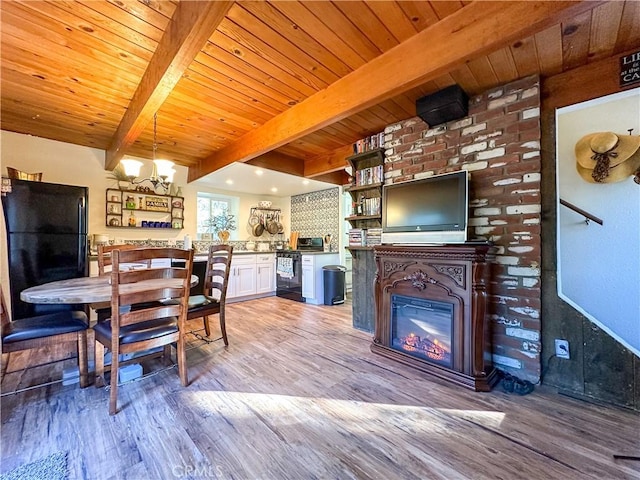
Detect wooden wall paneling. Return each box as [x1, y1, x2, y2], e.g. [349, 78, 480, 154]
[0, 111, 113, 149]
[215, 13, 327, 92]
[302, 1, 382, 62]
[201, 39, 313, 104]
[378, 98, 415, 121]
[5, 2, 155, 68]
[240, 1, 353, 80]
[429, 0, 465, 20]
[0, 36, 140, 102]
[397, 1, 440, 31]
[186, 61, 287, 115]
[534, 25, 564, 76]
[0, 69, 130, 118]
[86, 0, 174, 32]
[194, 44, 296, 109]
[588, 2, 625, 61]
[487, 47, 519, 83]
[332, 1, 399, 53]
[166, 84, 259, 132]
[561, 10, 592, 71]
[510, 36, 541, 78]
[366, 1, 420, 43]
[226, 4, 339, 87]
[615, 1, 640, 53]
[0, 16, 146, 87]
[541, 48, 639, 110]
[449, 64, 481, 94]
[47, 0, 163, 49]
[209, 31, 317, 100]
[583, 321, 636, 409]
[182, 68, 279, 121]
[351, 249, 377, 332]
[433, 73, 457, 91]
[465, 57, 500, 93]
[270, 2, 368, 72]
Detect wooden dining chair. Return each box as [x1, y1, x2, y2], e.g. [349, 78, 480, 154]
[166, 245, 233, 345]
[0, 286, 90, 388]
[94, 244, 153, 322]
[93, 247, 193, 415]
[97, 243, 151, 275]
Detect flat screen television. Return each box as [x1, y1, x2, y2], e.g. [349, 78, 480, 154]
[381, 170, 469, 244]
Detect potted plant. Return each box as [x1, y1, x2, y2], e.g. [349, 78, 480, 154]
[207, 208, 236, 243]
[107, 164, 130, 190]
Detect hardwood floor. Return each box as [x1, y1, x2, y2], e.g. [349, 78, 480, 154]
[2, 296, 639, 479]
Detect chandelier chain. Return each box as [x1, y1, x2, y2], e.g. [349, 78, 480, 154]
[153, 112, 157, 161]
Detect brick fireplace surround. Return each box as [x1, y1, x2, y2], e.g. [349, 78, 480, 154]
[383, 75, 542, 383]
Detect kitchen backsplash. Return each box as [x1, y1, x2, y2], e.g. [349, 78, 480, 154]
[291, 187, 340, 251]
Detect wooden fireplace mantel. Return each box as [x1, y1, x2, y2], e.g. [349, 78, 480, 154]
[372, 243, 498, 391]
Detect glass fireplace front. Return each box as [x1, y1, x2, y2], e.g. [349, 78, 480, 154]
[390, 294, 453, 368]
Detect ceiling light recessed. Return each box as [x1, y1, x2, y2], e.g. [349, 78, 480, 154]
[225, 179, 233, 185]
[271, 187, 278, 193]
[255, 169, 264, 176]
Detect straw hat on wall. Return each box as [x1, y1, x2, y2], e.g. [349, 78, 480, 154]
[575, 132, 640, 184]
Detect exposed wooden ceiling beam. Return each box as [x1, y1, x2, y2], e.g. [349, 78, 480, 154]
[542, 46, 640, 111]
[191, 1, 598, 182]
[105, 1, 232, 171]
[246, 151, 305, 177]
[304, 145, 354, 178]
[312, 170, 351, 186]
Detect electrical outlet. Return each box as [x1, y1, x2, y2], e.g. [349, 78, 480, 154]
[555, 339, 570, 359]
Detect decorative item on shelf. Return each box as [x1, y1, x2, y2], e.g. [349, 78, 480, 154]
[6, 167, 42, 182]
[117, 113, 176, 193]
[125, 195, 136, 209]
[176, 186, 182, 197]
[128, 210, 136, 227]
[106, 164, 129, 190]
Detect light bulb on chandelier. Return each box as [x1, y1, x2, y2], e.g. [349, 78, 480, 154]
[117, 113, 175, 193]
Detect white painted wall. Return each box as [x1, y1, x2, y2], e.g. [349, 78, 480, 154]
[0, 131, 290, 309]
[556, 88, 640, 356]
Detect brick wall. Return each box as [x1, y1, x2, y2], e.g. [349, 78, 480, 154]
[383, 75, 542, 382]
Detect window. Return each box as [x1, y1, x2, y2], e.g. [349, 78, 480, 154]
[196, 192, 239, 240]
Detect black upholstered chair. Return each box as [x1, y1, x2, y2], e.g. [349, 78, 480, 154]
[1, 286, 90, 388]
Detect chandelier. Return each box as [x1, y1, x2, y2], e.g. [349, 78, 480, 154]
[119, 113, 175, 193]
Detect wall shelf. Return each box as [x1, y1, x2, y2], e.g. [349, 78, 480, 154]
[105, 188, 184, 229]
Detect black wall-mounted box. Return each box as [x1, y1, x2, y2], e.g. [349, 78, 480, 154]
[416, 85, 469, 127]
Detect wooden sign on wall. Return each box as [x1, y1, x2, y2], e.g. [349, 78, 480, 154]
[620, 50, 640, 88]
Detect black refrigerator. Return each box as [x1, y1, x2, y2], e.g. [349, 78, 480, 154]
[2, 179, 88, 320]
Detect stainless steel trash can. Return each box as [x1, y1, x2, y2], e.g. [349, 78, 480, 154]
[323, 265, 346, 305]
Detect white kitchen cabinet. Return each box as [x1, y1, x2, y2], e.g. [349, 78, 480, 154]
[301, 253, 340, 305]
[227, 256, 257, 299]
[256, 253, 275, 294]
[302, 263, 314, 299]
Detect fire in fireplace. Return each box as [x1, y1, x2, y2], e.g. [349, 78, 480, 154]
[391, 295, 453, 368]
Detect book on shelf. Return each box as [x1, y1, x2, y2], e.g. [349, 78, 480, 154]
[352, 132, 385, 154]
[366, 228, 382, 246]
[354, 165, 383, 187]
[348, 228, 365, 246]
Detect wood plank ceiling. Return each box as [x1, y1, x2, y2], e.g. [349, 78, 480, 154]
[1, 1, 639, 184]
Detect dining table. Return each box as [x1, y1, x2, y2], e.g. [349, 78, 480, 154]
[21, 274, 200, 305]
